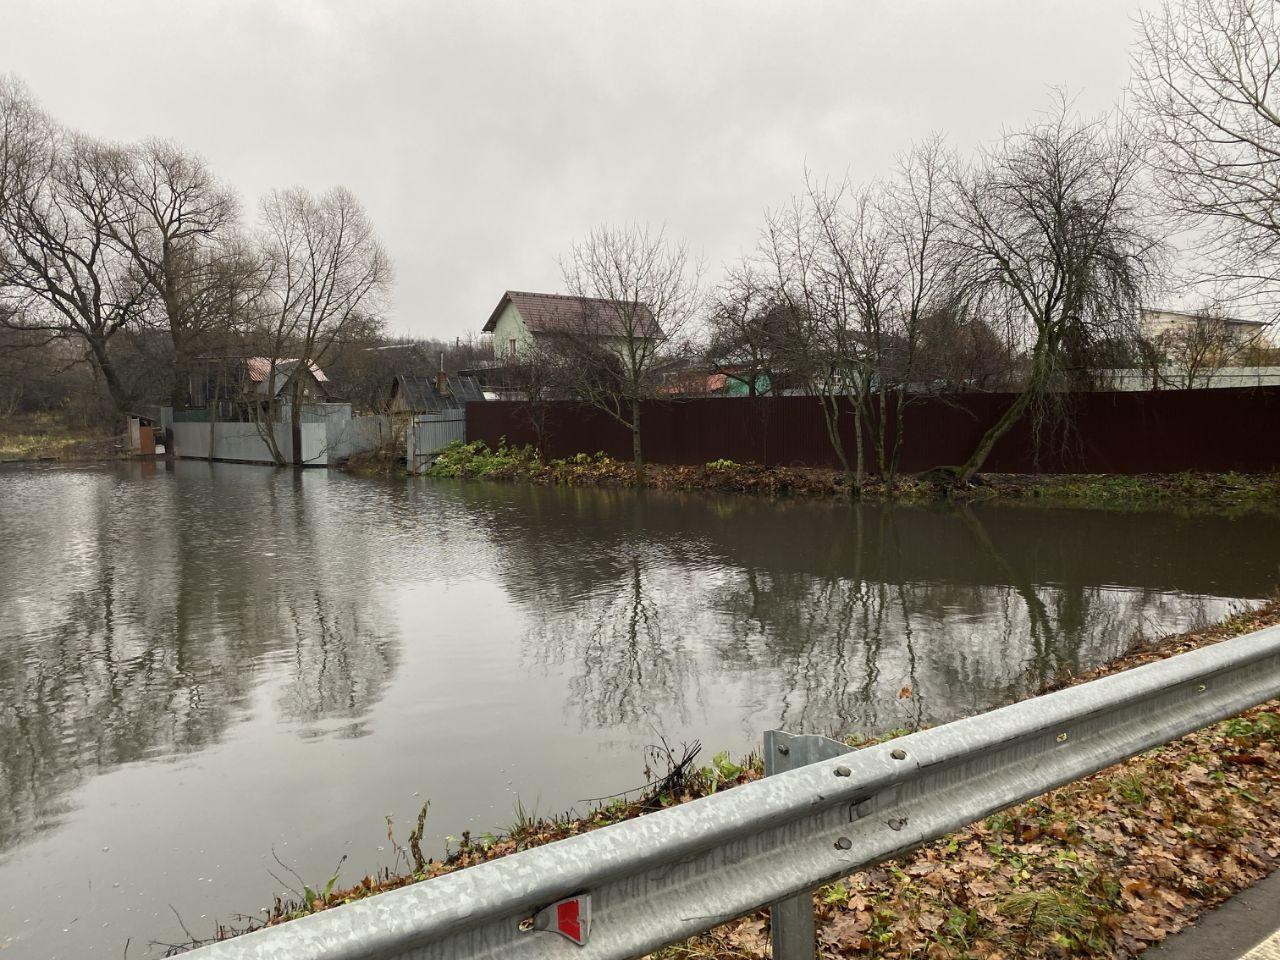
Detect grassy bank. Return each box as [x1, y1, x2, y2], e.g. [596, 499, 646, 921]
[423, 440, 1280, 511]
[181, 600, 1280, 958]
[0, 413, 120, 462]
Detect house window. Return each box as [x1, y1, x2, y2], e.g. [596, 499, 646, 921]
[509, 338, 517, 358]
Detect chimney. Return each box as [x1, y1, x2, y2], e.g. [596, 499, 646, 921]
[436, 371, 450, 395]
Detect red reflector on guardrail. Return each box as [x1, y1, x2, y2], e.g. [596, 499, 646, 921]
[533, 893, 590, 945]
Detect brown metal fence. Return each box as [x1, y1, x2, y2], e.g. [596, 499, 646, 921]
[467, 387, 1280, 474]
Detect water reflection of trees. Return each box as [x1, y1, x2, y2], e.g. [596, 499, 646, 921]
[522, 553, 699, 729]
[0, 465, 399, 855]
[1, 471, 1258, 856]
[485, 487, 1251, 739]
[277, 590, 397, 738]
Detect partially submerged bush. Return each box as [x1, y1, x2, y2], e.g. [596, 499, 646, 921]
[427, 440, 540, 479]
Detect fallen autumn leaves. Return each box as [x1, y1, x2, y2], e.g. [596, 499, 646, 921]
[667, 705, 1278, 959]
[660, 602, 1280, 960]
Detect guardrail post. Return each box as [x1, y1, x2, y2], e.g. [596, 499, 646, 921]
[763, 730, 851, 960]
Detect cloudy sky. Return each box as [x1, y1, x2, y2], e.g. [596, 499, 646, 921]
[1, 0, 1147, 340]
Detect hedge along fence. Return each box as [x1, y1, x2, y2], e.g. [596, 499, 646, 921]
[465, 386, 1280, 475]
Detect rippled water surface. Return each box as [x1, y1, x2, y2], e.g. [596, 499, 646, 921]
[0, 461, 1276, 957]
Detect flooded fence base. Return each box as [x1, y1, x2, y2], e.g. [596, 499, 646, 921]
[466, 387, 1280, 474]
[167, 408, 391, 466]
[407, 412, 466, 473]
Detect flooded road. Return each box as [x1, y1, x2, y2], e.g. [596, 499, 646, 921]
[0, 461, 1276, 957]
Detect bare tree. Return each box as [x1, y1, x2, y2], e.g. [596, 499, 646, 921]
[0, 77, 148, 420]
[254, 186, 391, 464]
[1146, 304, 1259, 387]
[914, 306, 1012, 391]
[105, 139, 246, 408]
[942, 98, 1162, 484]
[809, 138, 955, 488]
[705, 263, 798, 398]
[753, 142, 955, 494]
[508, 334, 576, 455]
[1134, 0, 1280, 323]
[757, 190, 868, 488]
[1171, 311, 1243, 387]
[556, 223, 702, 479]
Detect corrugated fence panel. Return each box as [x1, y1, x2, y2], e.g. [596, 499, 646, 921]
[409, 412, 468, 473]
[467, 387, 1280, 474]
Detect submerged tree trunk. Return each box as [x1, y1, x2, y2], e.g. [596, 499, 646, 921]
[206, 367, 222, 462]
[630, 397, 645, 482]
[290, 378, 304, 466]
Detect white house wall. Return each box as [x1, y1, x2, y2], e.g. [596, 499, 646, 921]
[490, 301, 534, 359]
[1100, 366, 1280, 390]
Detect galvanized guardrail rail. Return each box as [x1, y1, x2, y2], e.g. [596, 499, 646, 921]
[185, 623, 1280, 960]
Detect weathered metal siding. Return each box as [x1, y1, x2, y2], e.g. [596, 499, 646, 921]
[407, 412, 467, 473]
[171, 420, 324, 465]
[325, 415, 392, 461]
[467, 387, 1280, 474]
[167, 409, 389, 466]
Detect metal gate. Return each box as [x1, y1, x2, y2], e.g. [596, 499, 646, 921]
[407, 411, 466, 473]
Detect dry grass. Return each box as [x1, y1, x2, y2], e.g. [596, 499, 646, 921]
[0, 413, 119, 461]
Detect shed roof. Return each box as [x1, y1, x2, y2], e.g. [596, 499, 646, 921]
[482, 291, 664, 339]
[391, 374, 485, 413]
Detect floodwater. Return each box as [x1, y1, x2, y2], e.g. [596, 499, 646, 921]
[0, 462, 1277, 958]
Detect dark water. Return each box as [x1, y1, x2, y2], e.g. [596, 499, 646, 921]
[0, 462, 1276, 958]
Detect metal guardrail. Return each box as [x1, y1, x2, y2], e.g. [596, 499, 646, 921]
[184, 623, 1280, 960]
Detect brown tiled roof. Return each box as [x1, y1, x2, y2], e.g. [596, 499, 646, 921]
[482, 291, 664, 339]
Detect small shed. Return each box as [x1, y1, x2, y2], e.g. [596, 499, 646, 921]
[127, 413, 158, 456]
[388, 374, 485, 415]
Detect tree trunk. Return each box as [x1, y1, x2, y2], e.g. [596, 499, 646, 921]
[953, 337, 1053, 486]
[817, 392, 854, 493]
[956, 384, 1035, 485]
[207, 367, 221, 462]
[852, 402, 864, 497]
[630, 397, 645, 482]
[85, 334, 131, 421]
[887, 386, 906, 491]
[290, 379, 303, 466]
[170, 334, 191, 411]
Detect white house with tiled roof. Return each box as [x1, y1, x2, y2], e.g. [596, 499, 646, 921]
[482, 290, 664, 361]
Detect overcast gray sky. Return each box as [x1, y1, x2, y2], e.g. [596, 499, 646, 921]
[1, 0, 1146, 340]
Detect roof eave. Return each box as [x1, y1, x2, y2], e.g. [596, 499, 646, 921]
[482, 292, 515, 333]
